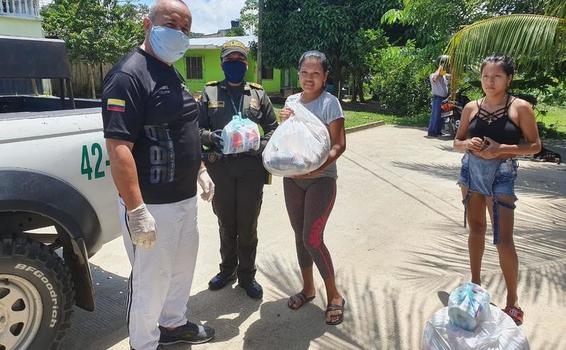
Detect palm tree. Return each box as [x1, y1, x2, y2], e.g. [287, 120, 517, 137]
[446, 8, 565, 91]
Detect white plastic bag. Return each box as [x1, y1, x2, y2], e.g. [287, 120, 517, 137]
[422, 305, 529, 350]
[262, 100, 330, 176]
[221, 114, 260, 154]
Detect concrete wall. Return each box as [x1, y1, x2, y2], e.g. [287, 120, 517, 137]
[0, 16, 42, 37]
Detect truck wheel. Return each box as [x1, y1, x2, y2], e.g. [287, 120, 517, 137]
[0, 235, 75, 350]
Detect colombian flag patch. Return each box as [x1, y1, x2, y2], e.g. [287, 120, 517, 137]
[107, 98, 126, 112]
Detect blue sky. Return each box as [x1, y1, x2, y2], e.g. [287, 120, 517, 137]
[140, 0, 247, 34]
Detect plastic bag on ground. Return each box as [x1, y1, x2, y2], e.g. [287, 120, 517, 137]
[221, 114, 260, 154]
[262, 100, 330, 176]
[422, 304, 529, 350]
[448, 282, 491, 331]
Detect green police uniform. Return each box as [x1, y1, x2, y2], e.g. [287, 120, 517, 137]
[199, 79, 278, 283]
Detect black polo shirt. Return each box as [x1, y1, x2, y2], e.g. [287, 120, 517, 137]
[102, 48, 201, 204]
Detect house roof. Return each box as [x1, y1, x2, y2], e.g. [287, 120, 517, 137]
[189, 35, 256, 49]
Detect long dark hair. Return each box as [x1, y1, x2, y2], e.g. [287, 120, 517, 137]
[480, 55, 515, 76]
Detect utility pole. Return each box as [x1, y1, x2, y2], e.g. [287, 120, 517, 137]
[256, 0, 263, 85]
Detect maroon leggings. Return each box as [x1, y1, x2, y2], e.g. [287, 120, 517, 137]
[283, 177, 337, 279]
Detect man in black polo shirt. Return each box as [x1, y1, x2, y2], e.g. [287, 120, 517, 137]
[102, 1, 214, 349]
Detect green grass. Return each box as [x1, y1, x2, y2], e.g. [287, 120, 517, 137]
[342, 110, 429, 128]
[538, 104, 566, 133]
[343, 110, 387, 129]
[275, 103, 566, 138]
[273, 104, 427, 129]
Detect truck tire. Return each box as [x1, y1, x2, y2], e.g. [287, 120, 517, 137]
[0, 235, 75, 350]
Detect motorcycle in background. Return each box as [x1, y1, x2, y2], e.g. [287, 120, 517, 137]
[440, 87, 471, 137]
[515, 93, 562, 164]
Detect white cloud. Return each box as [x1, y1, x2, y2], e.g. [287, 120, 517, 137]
[185, 0, 246, 34]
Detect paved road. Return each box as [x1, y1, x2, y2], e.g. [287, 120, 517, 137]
[62, 125, 566, 350]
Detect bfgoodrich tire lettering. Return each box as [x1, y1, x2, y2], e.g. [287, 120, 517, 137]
[0, 235, 75, 350]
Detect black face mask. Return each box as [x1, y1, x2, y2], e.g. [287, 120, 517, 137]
[222, 60, 247, 84]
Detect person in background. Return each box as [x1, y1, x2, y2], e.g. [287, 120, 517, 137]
[453, 55, 541, 326]
[102, 0, 215, 348]
[428, 55, 451, 137]
[279, 50, 346, 325]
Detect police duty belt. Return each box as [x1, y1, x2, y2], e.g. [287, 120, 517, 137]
[202, 151, 255, 163]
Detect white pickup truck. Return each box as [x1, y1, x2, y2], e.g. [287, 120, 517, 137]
[0, 36, 121, 349]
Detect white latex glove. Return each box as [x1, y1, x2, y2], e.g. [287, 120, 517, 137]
[198, 168, 215, 202]
[127, 203, 157, 249]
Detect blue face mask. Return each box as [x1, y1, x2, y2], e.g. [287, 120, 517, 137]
[149, 25, 191, 64]
[222, 60, 247, 84]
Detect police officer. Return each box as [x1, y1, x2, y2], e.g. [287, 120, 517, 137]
[200, 40, 278, 299]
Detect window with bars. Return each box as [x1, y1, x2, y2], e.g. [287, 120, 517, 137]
[262, 66, 274, 80]
[186, 57, 203, 80]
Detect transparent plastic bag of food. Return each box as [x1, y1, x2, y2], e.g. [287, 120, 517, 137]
[221, 114, 260, 154]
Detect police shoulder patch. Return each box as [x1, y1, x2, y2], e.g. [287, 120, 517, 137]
[206, 80, 219, 86]
[249, 82, 263, 90]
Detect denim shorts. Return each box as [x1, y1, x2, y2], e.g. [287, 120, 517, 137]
[457, 153, 519, 244]
[457, 152, 518, 198]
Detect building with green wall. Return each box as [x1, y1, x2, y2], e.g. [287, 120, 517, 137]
[174, 35, 298, 96]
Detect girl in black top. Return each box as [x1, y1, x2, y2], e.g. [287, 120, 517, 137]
[453, 56, 541, 325]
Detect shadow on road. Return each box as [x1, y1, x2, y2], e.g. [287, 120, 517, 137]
[184, 283, 261, 344]
[61, 265, 129, 350]
[392, 197, 565, 349]
[248, 255, 429, 350]
[62, 264, 263, 349]
[391, 160, 566, 197]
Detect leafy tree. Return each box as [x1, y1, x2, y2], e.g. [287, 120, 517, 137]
[226, 26, 246, 37]
[369, 41, 431, 116]
[381, 0, 472, 45]
[382, 0, 566, 44]
[466, 0, 558, 16]
[347, 29, 389, 102]
[240, 0, 258, 35]
[260, 0, 399, 100]
[42, 0, 147, 98]
[447, 14, 566, 93]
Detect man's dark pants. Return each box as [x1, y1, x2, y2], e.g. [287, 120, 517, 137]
[428, 95, 445, 136]
[206, 155, 265, 283]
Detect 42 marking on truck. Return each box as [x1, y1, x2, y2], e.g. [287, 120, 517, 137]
[81, 143, 109, 180]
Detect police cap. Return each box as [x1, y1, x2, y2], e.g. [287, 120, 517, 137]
[220, 40, 248, 59]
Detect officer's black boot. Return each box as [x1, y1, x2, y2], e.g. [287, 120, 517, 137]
[239, 278, 263, 299]
[208, 271, 237, 290]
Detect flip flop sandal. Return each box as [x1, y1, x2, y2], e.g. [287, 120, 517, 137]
[288, 292, 315, 310]
[325, 298, 345, 325]
[503, 305, 524, 326]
